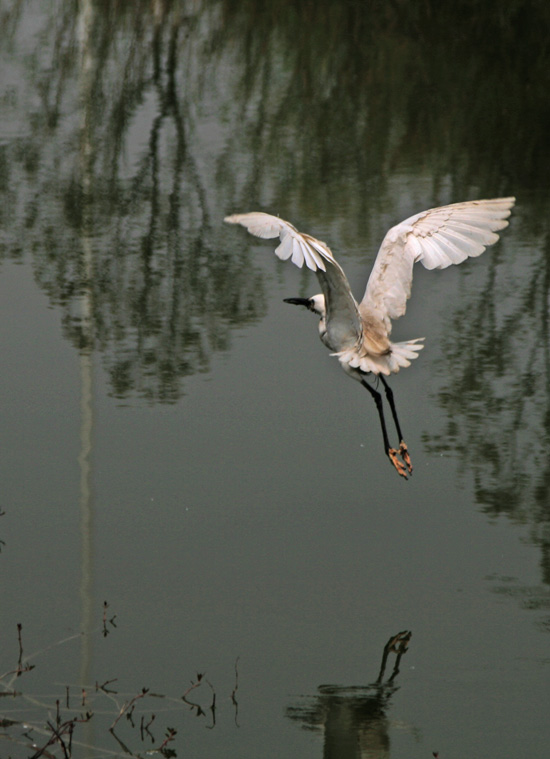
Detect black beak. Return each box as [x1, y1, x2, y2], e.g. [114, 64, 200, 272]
[283, 297, 310, 307]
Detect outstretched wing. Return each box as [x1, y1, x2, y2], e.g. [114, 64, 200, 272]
[224, 211, 362, 349]
[362, 197, 515, 332]
[224, 212, 335, 272]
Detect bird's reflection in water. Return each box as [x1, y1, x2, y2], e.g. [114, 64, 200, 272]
[286, 631, 412, 759]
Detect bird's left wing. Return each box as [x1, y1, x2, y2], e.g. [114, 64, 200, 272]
[224, 212, 362, 348]
[361, 197, 515, 332]
[224, 212, 336, 272]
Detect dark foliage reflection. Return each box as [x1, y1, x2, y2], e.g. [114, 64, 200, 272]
[487, 575, 550, 633]
[424, 216, 550, 584]
[1, 2, 550, 544]
[2, 0, 550, 403]
[2, 0, 269, 402]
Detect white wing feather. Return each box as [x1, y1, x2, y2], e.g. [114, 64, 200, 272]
[224, 211, 363, 350]
[224, 211, 335, 272]
[362, 197, 515, 332]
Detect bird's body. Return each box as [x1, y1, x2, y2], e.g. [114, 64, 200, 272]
[225, 197, 515, 478]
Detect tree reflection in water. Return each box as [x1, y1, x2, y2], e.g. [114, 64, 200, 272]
[425, 223, 550, 584]
[1, 0, 550, 543]
[2, 0, 549, 400]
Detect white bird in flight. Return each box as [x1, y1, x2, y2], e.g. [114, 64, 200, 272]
[225, 197, 515, 479]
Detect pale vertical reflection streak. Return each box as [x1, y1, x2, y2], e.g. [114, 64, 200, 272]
[77, 0, 95, 734]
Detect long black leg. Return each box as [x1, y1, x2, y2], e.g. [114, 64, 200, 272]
[361, 377, 408, 479]
[379, 375, 403, 440]
[379, 374, 413, 475]
[360, 379, 390, 453]
[376, 629, 412, 684]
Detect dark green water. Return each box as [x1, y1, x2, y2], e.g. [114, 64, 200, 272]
[1, 2, 549, 757]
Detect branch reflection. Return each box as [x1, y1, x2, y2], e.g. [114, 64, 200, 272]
[424, 222, 550, 582]
[1, 0, 548, 404]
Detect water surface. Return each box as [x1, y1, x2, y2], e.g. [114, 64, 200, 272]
[1, 2, 549, 758]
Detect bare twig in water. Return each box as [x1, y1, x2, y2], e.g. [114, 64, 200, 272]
[0, 625, 36, 680]
[17, 624, 24, 673]
[181, 672, 204, 700]
[182, 673, 216, 727]
[156, 726, 177, 754]
[14, 624, 35, 678]
[110, 687, 149, 730]
[126, 702, 135, 727]
[96, 678, 118, 694]
[231, 656, 240, 727]
[140, 712, 156, 742]
[29, 712, 92, 759]
[208, 689, 216, 729]
[102, 601, 117, 637]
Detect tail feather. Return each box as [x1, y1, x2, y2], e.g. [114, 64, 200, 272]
[334, 337, 424, 376]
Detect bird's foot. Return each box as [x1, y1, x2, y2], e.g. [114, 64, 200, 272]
[399, 441, 413, 475]
[388, 448, 408, 480]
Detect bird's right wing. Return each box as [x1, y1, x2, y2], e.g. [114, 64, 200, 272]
[362, 197, 515, 332]
[224, 212, 362, 348]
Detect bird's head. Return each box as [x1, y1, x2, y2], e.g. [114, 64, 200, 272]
[283, 293, 326, 317]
